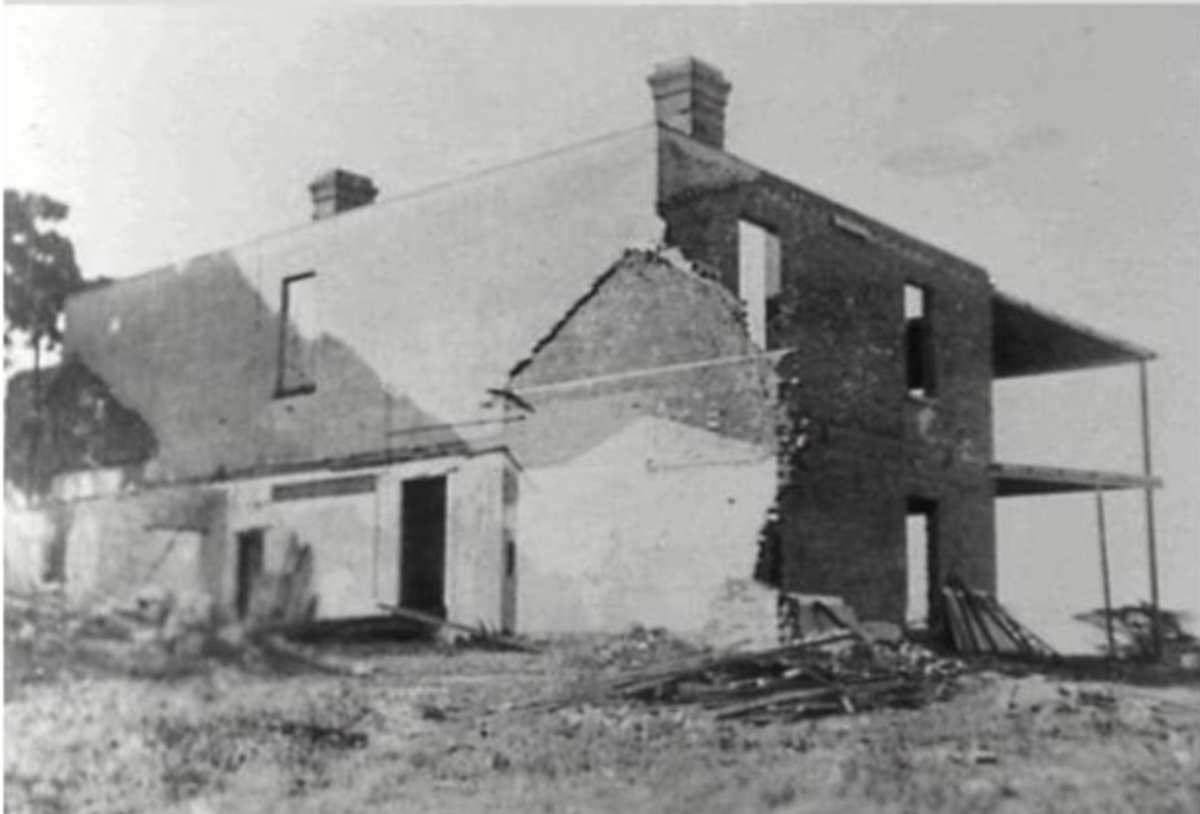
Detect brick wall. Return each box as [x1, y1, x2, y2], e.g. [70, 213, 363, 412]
[508, 251, 777, 466]
[658, 128, 996, 623]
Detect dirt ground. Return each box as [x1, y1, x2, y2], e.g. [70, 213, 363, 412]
[6, 626, 1200, 814]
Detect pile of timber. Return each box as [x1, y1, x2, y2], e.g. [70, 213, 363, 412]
[528, 631, 964, 724]
[941, 580, 1058, 659]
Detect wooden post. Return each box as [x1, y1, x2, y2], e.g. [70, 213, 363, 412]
[1095, 487, 1116, 660]
[1137, 361, 1163, 661]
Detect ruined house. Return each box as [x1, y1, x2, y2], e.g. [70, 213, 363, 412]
[35, 58, 1160, 636]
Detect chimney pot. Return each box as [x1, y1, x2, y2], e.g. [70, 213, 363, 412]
[647, 57, 732, 150]
[308, 169, 379, 220]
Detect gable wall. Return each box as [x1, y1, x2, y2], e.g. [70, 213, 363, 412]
[62, 127, 663, 485]
[507, 252, 778, 466]
[505, 253, 780, 633]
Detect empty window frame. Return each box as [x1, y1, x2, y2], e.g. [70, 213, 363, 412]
[276, 271, 317, 396]
[738, 220, 782, 349]
[904, 283, 936, 397]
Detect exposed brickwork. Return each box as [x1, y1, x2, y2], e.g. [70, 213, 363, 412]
[507, 251, 777, 468]
[658, 127, 997, 623]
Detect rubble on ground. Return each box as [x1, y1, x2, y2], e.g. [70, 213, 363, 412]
[530, 629, 967, 724]
[586, 625, 709, 672]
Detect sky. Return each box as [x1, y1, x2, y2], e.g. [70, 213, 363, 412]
[4, 5, 1197, 647]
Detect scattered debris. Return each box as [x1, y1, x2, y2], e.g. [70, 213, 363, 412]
[5, 536, 371, 683]
[525, 630, 965, 724]
[584, 625, 706, 672]
[377, 603, 540, 654]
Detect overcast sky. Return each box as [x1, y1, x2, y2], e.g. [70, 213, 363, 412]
[4, 6, 1197, 644]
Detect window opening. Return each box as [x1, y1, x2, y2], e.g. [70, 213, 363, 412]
[276, 271, 317, 396]
[738, 220, 782, 348]
[904, 283, 935, 397]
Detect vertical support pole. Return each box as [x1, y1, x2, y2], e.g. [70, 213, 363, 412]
[1137, 360, 1162, 661]
[1094, 487, 1116, 660]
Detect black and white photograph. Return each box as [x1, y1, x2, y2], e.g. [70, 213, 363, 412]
[3, 5, 1199, 813]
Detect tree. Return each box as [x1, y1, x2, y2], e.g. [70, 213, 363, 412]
[5, 189, 85, 496]
[6, 358, 158, 498]
[4, 189, 83, 365]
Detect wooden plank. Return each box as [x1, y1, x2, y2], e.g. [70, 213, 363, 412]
[941, 588, 967, 652]
[713, 685, 842, 720]
[974, 591, 1057, 657]
[958, 587, 1007, 654]
[972, 591, 1035, 654]
[377, 602, 539, 653]
[1095, 488, 1117, 660]
[1138, 360, 1164, 661]
[942, 589, 976, 653]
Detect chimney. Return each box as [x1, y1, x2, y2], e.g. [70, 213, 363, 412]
[308, 169, 379, 220]
[647, 57, 732, 150]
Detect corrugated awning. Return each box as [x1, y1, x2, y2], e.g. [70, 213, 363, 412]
[991, 461, 1161, 497]
[993, 291, 1155, 378]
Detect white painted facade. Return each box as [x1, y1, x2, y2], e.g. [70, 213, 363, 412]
[517, 416, 776, 634]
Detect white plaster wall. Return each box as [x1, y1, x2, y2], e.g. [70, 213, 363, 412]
[517, 416, 777, 634]
[229, 491, 381, 618]
[148, 530, 207, 597]
[445, 451, 508, 629]
[232, 126, 662, 425]
[63, 507, 105, 600]
[222, 454, 478, 619]
[227, 468, 386, 619]
[60, 489, 222, 608]
[52, 468, 128, 501]
[5, 508, 53, 591]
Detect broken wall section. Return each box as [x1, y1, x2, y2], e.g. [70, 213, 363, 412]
[507, 249, 780, 635]
[658, 129, 997, 625]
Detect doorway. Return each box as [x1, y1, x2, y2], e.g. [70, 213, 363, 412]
[905, 498, 938, 629]
[235, 529, 265, 621]
[400, 476, 448, 617]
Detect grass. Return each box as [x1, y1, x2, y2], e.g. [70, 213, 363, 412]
[5, 634, 1200, 814]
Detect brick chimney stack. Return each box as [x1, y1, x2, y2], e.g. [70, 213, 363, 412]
[308, 169, 379, 220]
[647, 57, 732, 150]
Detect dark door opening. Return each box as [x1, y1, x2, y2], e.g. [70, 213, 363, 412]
[235, 529, 265, 621]
[905, 498, 939, 630]
[401, 476, 448, 618]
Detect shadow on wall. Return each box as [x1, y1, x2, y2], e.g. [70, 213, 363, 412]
[66, 252, 464, 482]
